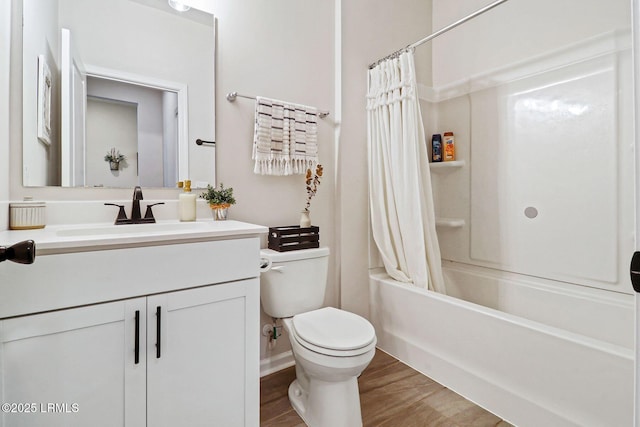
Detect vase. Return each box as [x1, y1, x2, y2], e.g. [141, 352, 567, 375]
[109, 161, 119, 171]
[300, 210, 311, 228]
[210, 203, 230, 220]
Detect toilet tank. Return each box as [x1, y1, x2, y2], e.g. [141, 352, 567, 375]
[260, 247, 330, 318]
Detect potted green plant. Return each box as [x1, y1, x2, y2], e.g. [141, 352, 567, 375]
[104, 147, 126, 171]
[201, 183, 236, 220]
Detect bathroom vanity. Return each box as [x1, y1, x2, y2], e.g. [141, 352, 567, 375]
[0, 220, 266, 427]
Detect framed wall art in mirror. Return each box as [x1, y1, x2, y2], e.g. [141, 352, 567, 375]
[36, 54, 52, 146]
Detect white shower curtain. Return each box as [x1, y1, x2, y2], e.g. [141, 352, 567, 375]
[367, 50, 445, 293]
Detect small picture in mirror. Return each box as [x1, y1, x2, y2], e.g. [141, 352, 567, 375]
[37, 54, 52, 146]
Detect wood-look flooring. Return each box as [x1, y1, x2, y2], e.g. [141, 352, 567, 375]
[260, 349, 514, 427]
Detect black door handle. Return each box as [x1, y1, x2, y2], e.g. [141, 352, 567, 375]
[134, 310, 140, 364]
[630, 252, 640, 293]
[156, 306, 162, 358]
[0, 240, 36, 264]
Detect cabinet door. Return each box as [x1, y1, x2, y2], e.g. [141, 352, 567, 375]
[147, 279, 259, 427]
[0, 298, 146, 427]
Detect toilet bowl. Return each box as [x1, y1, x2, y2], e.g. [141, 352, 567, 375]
[259, 248, 377, 427]
[284, 308, 376, 427]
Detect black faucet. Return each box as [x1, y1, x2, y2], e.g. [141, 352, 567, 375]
[131, 186, 143, 221]
[105, 186, 164, 225]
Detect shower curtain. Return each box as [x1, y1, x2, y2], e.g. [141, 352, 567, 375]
[367, 50, 445, 293]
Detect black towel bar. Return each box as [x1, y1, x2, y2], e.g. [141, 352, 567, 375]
[196, 139, 215, 146]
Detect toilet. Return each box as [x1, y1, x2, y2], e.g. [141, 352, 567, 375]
[260, 247, 377, 427]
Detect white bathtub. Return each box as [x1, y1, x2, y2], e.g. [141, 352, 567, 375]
[369, 262, 635, 427]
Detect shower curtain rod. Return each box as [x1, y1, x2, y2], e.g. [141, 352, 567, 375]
[368, 0, 510, 69]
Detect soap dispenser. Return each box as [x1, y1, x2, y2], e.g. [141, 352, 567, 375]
[178, 180, 197, 222]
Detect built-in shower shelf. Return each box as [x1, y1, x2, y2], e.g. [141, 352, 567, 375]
[430, 160, 465, 171]
[435, 218, 465, 228]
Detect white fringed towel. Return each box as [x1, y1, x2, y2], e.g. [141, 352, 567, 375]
[253, 96, 318, 175]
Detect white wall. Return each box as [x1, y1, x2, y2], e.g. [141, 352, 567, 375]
[213, 0, 336, 362]
[0, 0, 10, 230]
[22, 0, 61, 186]
[431, 0, 630, 87]
[340, 0, 433, 318]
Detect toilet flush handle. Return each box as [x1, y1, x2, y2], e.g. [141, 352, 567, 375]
[270, 266, 285, 273]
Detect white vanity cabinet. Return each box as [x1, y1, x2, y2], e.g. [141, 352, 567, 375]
[146, 280, 257, 427]
[0, 298, 144, 427]
[0, 280, 258, 427]
[0, 223, 265, 427]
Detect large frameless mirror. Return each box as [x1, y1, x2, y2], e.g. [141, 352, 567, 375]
[21, 0, 215, 188]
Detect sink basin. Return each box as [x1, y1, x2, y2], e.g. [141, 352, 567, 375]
[55, 221, 212, 237]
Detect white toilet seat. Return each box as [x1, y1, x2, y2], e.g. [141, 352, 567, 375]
[291, 307, 376, 357]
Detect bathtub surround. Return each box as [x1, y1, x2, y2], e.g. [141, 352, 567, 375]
[367, 51, 444, 293]
[365, 0, 635, 425]
[421, 4, 634, 295]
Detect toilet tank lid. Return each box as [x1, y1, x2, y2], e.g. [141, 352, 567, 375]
[260, 247, 329, 262]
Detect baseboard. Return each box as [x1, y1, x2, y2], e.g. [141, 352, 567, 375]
[260, 350, 295, 377]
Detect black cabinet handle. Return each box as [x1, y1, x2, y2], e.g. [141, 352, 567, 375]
[156, 306, 162, 358]
[134, 310, 140, 364]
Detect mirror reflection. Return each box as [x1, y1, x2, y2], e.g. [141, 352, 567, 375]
[22, 0, 215, 188]
[84, 77, 179, 188]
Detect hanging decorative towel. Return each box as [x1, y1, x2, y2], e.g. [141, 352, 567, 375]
[253, 96, 318, 175]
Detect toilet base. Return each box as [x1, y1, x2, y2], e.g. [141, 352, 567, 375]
[288, 376, 363, 427]
[288, 379, 309, 425]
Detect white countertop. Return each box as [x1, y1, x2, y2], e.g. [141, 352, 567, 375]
[0, 220, 268, 255]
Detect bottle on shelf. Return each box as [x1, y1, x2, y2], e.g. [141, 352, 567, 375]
[431, 134, 442, 163]
[443, 132, 455, 161]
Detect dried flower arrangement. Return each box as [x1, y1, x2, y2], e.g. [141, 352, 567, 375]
[304, 164, 323, 212]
